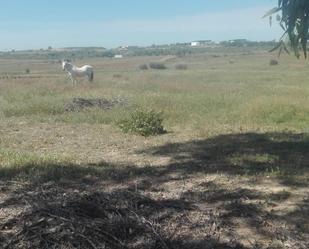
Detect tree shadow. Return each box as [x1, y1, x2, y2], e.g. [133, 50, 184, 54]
[138, 132, 309, 186]
[0, 180, 240, 249]
[2, 132, 308, 188]
[1, 132, 309, 248]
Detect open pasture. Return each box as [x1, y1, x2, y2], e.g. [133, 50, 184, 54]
[0, 49, 309, 248]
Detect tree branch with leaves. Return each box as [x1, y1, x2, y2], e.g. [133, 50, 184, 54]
[264, 0, 309, 58]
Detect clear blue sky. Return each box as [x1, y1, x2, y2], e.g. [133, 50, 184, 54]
[0, 0, 280, 50]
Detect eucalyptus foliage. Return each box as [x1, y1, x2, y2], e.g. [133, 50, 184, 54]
[264, 0, 309, 58]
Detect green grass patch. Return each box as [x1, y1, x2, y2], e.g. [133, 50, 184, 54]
[0, 149, 72, 181]
[0, 149, 122, 184]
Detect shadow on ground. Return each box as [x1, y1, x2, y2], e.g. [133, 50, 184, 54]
[0, 132, 308, 248]
[138, 132, 309, 184]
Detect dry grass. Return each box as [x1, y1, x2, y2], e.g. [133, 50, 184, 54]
[0, 49, 309, 248]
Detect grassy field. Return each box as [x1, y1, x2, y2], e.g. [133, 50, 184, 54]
[0, 49, 309, 248]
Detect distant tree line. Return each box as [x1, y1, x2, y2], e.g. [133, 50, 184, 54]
[0, 40, 279, 60]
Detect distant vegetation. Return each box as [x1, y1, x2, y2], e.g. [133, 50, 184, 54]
[139, 64, 148, 70]
[175, 64, 188, 70]
[149, 62, 167, 70]
[0, 40, 278, 60]
[0, 47, 106, 60]
[269, 59, 279, 66]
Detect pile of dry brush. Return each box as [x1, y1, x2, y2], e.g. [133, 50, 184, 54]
[64, 97, 127, 112]
[0, 185, 224, 249]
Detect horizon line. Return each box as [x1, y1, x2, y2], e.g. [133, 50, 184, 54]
[0, 38, 277, 52]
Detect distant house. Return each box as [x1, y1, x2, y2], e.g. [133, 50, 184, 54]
[118, 45, 129, 51]
[191, 41, 200, 47]
[114, 54, 123, 59]
[228, 39, 248, 44]
[191, 40, 214, 47]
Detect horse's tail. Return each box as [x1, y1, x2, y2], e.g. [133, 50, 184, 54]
[89, 71, 94, 82]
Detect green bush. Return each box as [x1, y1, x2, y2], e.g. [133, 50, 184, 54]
[149, 62, 167, 70]
[139, 64, 148, 70]
[118, 110, 166, 136]
[175, 64, 188, 70]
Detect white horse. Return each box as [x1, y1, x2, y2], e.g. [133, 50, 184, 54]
[62, 60, 94, 83]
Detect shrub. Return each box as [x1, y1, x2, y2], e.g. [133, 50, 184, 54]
[270, 59, 279, 66]
[118, 110, 166, 137]
[139, 64, 148, 70]
[149, 62, 167, 70]
[175, 64, 188, 70]
[102, 50, 115, 58]
[113, 74, 122, 78]
[25, 68, 30, 74]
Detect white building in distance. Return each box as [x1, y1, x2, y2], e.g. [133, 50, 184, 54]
[191, 40, 214, 47]
[114, 54, 123, 59]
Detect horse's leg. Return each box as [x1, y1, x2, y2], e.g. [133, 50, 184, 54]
[66, 74, 72, 82]
[69, 73, 76, 84]
[88, 70, 94, 82]
[90, 71, 94, 82]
